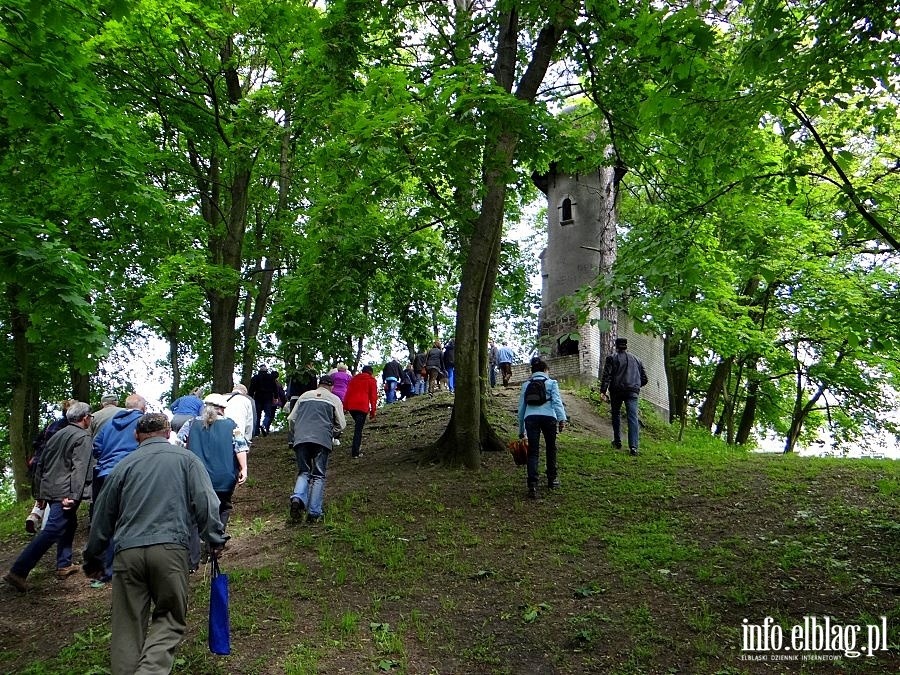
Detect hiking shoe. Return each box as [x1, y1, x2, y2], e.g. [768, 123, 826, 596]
[612, 441, 622, 450]
[306, 513, 324, 524]
[3, 571, 27, 593]
[527, 486, 538, 499]
[629, 447, 639, 456]
[549, 478, 560, 489]
[56, 565, 80, 580]
[290, 498, 305, 521]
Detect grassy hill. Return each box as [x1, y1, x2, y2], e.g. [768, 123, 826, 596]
[1, 388, 897, 674]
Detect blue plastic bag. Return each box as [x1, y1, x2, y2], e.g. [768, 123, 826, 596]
[209, 557, 231, 655]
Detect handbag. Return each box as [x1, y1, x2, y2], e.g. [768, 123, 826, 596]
[508, 438, 528, 466]
[209, 557, 231, 655]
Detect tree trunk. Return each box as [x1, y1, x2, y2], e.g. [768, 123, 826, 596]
[698, 357, 733, 430]
[735, 357, 760, 445]
[168, 329, 181, 399]
[8, 287, 32, 500]
[241, 113, 291, 382]
[70, 367, 90, 404]
[664, 331, 692, 425]
[784, 344, 843, 452]
[425, 8, 572, 467]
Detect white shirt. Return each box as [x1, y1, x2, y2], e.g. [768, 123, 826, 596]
[225, 393, 255, 442]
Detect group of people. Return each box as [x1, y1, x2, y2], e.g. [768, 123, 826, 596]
[4, 334, 649, 671]
[382, 338, 457, 402]
[6, 389, 238, 673]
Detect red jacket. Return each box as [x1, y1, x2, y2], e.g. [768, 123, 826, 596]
[343, 372, 378, 415]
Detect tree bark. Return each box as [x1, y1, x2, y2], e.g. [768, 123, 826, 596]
[70, 367, 90, 404]
[698, 357, 733, 430]
[735, 357, 760, 445]
[8, 286, 32, 500]
[784, 343, 843, 453]
[168, 329, 181, 399]
[664, 330, 692, 425]
[428, 8, 572, 466]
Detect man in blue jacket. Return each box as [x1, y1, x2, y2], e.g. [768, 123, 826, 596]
[90, 393, 148, 583]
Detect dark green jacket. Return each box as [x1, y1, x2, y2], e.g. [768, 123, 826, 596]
[84, 437, 227, 563]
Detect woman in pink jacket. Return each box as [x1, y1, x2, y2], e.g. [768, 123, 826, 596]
[331, 363, 352, 402]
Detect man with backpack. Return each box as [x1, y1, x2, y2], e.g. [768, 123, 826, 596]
[517, 357, 567, 499]
[600, 337, 649, 456]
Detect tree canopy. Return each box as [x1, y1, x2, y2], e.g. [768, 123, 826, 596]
[2, 0, 899, 496]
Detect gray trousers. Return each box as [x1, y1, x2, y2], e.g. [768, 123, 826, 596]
[111, 544, 190, 675]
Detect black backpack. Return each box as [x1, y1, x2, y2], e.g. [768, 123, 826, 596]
[524, 377, 548, 406]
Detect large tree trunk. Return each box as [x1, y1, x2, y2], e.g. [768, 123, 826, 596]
[664, 330, 692, 425]
[698, 357, 733, 430]
[428, 8, 572, 466]
[735, 357, 760, 445]
[70, 367, 90, 404]
[168, 329, 181, 399]
[8, 287, 32, 500]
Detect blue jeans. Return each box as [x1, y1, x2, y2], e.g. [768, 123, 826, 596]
[292, 442, 331, 516]
[489, 364, 497, 387]
[524, 415, 558, 487]
[611, 392, 640, 450]
[385, 379, 398, 404]
[261, 402, 277, 433]
[414, 378, 426, 395]
[11, 500, 77, 577]
[446, 366, 455, 392]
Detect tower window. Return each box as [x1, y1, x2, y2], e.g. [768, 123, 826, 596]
[559, 196, 574, 225]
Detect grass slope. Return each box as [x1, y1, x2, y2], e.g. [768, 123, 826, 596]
[0, 388, 897, 674]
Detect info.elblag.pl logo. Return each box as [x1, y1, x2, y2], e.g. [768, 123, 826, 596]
[741, 616, 891, 662]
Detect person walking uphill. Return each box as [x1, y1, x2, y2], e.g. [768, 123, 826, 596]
[517, 357, 567, 499]
[343, 365, 378, 459]
[91, 393, 149, 584]
[83, 413, 228, 675]
[497, 341, 515, 387]
[4, 401, 94, 592]
[177, 393, 248, 571]
[287, 374, 346, 522]
[425, 340, 446, 394]
[249, 363, 278, 436]
[600, 337, 649, 456]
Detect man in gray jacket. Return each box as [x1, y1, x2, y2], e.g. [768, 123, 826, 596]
[83, 413, 228, 674]
[287, 374, 346, 522]
[600, 337, 649, 456]
[4, 401, 93, 591]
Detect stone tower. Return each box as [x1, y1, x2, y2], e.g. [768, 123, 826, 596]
[532, 164, 670, 420]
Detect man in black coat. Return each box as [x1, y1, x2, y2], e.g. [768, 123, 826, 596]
[599, 338, 649, 456]
[443, 338, 456, 392]
[248, 364, 278, 436]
